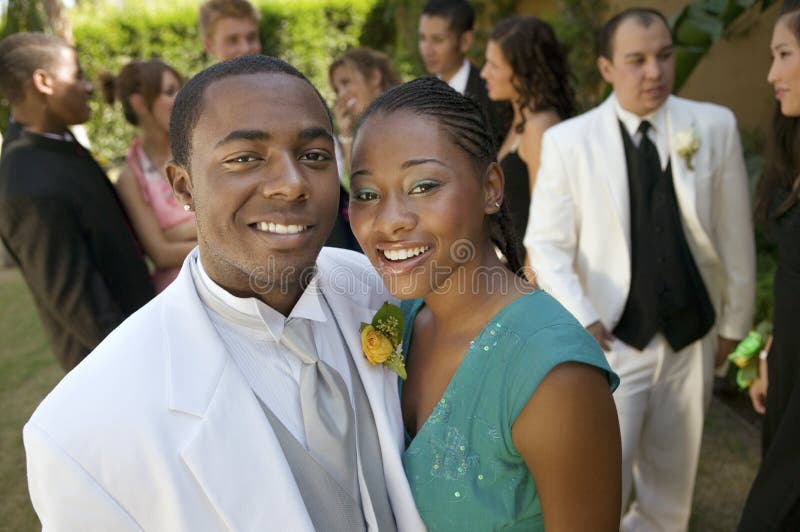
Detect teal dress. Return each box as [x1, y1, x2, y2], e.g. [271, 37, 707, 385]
[400, 291, 619, 531]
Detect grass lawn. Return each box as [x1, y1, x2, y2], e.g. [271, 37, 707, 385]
[0, 269, 61, 530]
[0, 267, 762, 531]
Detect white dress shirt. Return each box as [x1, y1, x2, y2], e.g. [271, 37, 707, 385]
[614, 96, 670, 171]
[195, 256, 356, 446]
[444, 59, 471, 95]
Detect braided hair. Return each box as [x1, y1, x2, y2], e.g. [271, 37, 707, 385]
[354, 76, 527, 277]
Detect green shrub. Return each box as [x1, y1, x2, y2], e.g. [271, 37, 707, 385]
[70, 0, 375, 164]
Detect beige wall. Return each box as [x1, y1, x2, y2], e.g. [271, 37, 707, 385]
[516, 0, 780, 133]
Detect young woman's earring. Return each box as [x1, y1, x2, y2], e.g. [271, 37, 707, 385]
[183, 204, 192, 212]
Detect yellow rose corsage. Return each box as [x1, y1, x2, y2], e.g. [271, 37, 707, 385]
[360, 302, 406, 379]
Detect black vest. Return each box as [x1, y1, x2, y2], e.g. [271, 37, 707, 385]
[612, 121, 715, 351]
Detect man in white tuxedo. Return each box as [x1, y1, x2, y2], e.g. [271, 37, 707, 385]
[24, 55, 425, 531]
[525, 8, 755, 531]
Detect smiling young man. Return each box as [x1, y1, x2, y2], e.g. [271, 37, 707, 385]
[525, 8, 756, 531]
[199, 0, 262, 62]
[0, 32, 154, 371]
[24, 55, 425, 531]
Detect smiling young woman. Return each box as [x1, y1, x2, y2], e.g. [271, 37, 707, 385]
[348, 77, 621, 532]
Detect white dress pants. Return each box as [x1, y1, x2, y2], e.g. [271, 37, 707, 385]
[605, 333, 715, 532]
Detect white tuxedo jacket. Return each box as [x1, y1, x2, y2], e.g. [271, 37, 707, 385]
[525, 94, 755, 341]
[24, 247, 426, 531]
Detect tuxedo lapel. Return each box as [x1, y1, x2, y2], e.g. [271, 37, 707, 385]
[320, 283, 404, 454]
[665, 98, 719, 263]
[594, 97, 632, 256]
[179, 363, 314, 531]
[162, 261, 315, 531]
[318, 264, 426, 531]
[666, 97, 699, 226]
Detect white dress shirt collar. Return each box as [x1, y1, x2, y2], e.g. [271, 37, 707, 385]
[444, 59, 471, 95]
[196, 255, 328, 342]
[613, 94, 670, 170]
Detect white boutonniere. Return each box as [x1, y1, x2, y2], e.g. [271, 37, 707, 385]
[672, 126, 701, 171]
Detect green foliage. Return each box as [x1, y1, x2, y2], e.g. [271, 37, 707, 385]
[70, 0, 374, 163]
[671, 0, 778, 92]
[1, 0, 49, 37]
[548, 0, 608, 112]
[259, 0, 373, 97]
[371, 301, 404, 346]
[360, 0, 422, 78]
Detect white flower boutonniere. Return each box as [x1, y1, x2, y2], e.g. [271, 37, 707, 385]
[672, 126, 701, 171]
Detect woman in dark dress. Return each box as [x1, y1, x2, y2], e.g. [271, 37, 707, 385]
[479, 16, 574, 245]
[739, 2, 800, 529]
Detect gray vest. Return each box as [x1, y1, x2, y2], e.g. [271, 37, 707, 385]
[257, 320, 397, 531]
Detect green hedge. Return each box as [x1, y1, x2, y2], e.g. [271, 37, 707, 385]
[70, 0, 375, 163]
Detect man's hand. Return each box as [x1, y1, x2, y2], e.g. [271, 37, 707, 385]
[586, 321, 614, 352]
[749, 358, 768, 414]
[716, 336, 739, 368]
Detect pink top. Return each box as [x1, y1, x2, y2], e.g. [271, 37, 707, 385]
[126, 138, 195, 292]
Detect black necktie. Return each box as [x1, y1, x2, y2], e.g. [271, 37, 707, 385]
[637, 121, 661, 187]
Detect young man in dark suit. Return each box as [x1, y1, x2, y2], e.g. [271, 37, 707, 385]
[0, 32, 154, 371]
[418, 0, 510, 146]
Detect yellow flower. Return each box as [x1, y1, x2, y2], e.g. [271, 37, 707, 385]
[361, 325, 394, 365]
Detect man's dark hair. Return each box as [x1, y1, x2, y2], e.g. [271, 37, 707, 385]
[598, 7, 671, 60]
[354, 77, 526, 278]
[421, 0, 475, 36]
[0, 32, 71, 104]
[169, 54, 330, 170]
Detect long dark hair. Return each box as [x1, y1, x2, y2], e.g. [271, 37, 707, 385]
[756, 1, 800, 226]
[354, 77, 527, 278]
[489, 16, 575, 134]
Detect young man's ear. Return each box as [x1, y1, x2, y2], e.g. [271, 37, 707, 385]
[597, 56, 615, 85]
[31, 69, 55, 96]
[166, 161, 194, 210]
[458, 30, 474, 56]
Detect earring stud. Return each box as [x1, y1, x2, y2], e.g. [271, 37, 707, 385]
[183, 204, 191, 212]
[494, 201, 501, 208]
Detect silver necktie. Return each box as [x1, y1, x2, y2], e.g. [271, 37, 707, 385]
[281, 318, 359, 500]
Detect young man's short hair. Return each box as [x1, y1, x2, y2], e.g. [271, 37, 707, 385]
[0, 32, 71, 104]
[597, 7, 670, 60]
[198, 0, 261, 41]
[421, 0, 475, 36]
[169, 55, 330, 170]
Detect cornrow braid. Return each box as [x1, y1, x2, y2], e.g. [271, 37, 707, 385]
[491, 202, 526, 277]
[355, 77, 527, 278]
